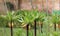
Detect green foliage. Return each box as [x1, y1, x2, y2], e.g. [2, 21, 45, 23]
[23, 10, 39, 24]
[51, 10, 60, 24]
[52, 31, 60, 36]
[38, 11, 47, 22]
[0, 10, 60, 36]
[1, 10, 60, 27]
[52, 10, 60, 16]
[0, 11, 23, 27]
[0, 15, 8, 27]
[16, 10, 40, 25]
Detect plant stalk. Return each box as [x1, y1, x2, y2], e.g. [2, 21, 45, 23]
[11, 16, 13, 36]
[27, 24, 29, 36]
[11, 22, 13, 36]
[41, 22, 43, 33]
[54, 24, 56, 31]
[34, 20, 36, 36]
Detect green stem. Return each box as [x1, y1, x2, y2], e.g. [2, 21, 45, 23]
[34, 20, 36, 36]
[54, 23, 56, 31]
[41, 22, 43, 33]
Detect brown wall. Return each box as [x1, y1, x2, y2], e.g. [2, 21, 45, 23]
[0, 0, 60, 14]
[0, 0, 7, 14]
[17, 0, 59, 11]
